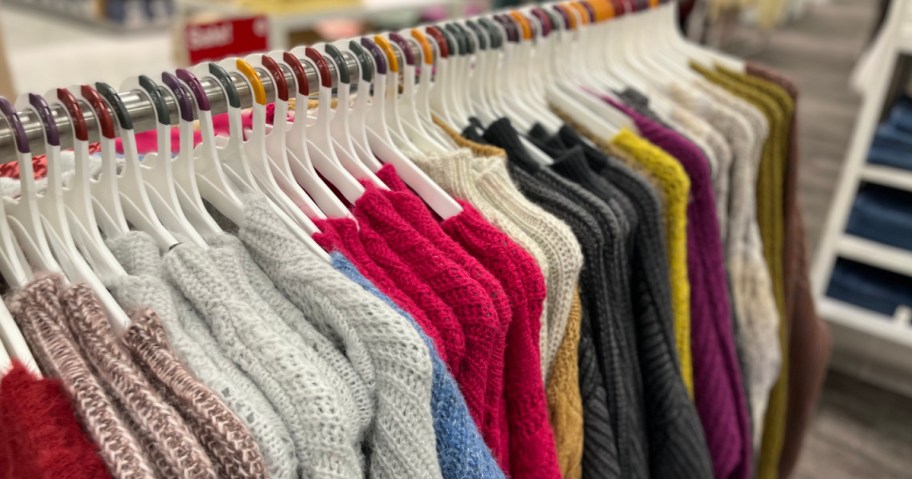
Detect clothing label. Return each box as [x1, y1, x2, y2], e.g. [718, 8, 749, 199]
[185, 16, 269, 64]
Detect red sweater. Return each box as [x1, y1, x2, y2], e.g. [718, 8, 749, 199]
[374, 166, 559, 479]
[0, 361, 112, 479]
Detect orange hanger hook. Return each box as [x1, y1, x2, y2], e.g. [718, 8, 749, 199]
[373, 35, 400, 74]
[410, 28, 435, 66]
[554, 4, 578, 30]
[236, 59, 267, 106]
[509, 11, 533, 40]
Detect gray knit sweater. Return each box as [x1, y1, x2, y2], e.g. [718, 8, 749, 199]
[106, 232, 298, 479]
[235, 194, 443, 479]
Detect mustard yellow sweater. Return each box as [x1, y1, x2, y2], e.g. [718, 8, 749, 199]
[547, 289, 585, 479]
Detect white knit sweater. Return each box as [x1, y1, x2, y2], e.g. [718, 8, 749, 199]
[237, 194, 443, 479]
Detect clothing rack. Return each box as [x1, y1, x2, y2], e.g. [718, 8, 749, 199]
[0, 50, 368, 162]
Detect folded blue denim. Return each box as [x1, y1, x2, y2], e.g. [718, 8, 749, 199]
[846, 184, 912, 251]
[827, 259, 912, 316]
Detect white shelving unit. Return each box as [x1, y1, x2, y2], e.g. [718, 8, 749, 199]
[812, 0, 912, 395]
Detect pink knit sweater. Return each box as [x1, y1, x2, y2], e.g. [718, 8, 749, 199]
[374, 166, 559, 479]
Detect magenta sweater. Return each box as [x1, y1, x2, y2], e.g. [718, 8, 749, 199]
[605, 98, 752, 479]
[375, 165, 559, 479]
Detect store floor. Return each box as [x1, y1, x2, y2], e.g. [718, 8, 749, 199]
[1, 3, 174, 96]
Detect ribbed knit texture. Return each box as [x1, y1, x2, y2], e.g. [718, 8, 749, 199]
[347, 179, 505, 468]
[164, 240, 365, 479]
[483, 119, 648, 479]
[206, 235, 374, 446]
[122, 309, 268, 479]
[505, 156, 622, 479]
[331, 252, 506, 479]
[106, 232, 298, 479]
[607, 99, 752, 479]
[236, 194, 443, 479]
[58, 282, 217, 479]
[534, 125, 715, 479]
[747, 63, 831, 479]
[693, 62, 791, 479]
[678, 79, 782, 447]
[0, 360, 113, 479]
[7, 275, 156, 478]
[547, 289, 584, 479]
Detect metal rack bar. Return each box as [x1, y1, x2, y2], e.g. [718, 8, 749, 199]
[0, 52, 363, 163]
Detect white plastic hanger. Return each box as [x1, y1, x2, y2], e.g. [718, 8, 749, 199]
[476, 18, 510, 124]
[442, 24, 474, 128]
[0, 98, 64, 277]
[288, 46, 367, 205]
[519, 9, 564, 131]
[243, 53, 328, 220]
[0, 333, 10, 373]
[95, 82, 180, 250]
[359, 36, 463, 219]
[124, 76, 207, 248]
[386, 32, 448, 154]
[458, 20, 499, 127]
[46, 89, 127, 282]
[401, 30, 457, 148]
[0, 299, 37, 375]
[424, 26, 461, 131]
[336, 41, 386, 173]
[368, 35, 425, 158]
[1, 96, 131, 333]
[158, 72, 223, 240]
[73, 85, 130, 239]
[222, 58, 330, 261]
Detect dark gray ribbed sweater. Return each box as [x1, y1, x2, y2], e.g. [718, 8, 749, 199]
[543, 126, 715, 479]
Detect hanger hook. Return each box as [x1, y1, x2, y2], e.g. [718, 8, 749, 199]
[27, 94, 60, 147]
[175, 68, 212, 112]
[322, 44, 351, 85]
[95, 82, 133, 131]
[464, 20, 489, 50]
[0, 97, 30, 154]
[161, 72, 194, 122]
[509, 11, 534, 40]
[304, 47, 333, 88]
[207, 63, 241, 109]
[56, 88, 89, 142]
[136, 75, 170, 126]
[424, 26, 451, 59]
[388, 33, 415, 68]
[409, 29, 436, 65]
[359, 38, 388, 76]
[477, 18, 504, 49]
[347, 41, 374, 83]
[80, 85, 116, 140]
[261, 55, 289, 102]
[236, 59, 267, 106]
[372, 36, 400, 74]
[282, 52, 311, 97]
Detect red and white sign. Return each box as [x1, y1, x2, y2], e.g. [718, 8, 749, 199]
[185, 16, 269, 64]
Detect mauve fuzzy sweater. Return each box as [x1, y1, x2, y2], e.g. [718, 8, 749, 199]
[607, 98, 753, 479]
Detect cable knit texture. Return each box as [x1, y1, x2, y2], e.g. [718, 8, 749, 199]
[122, 309, 268, 479]
[236, 194, 443, 479]
[347, 179, 504, 468]
[164, 240, 364, 479]
[546, 289, 584, 479]
[331, 252, 506, 479]
[58, 282, 217, 479]
[0, 360, 112, 479]
[7, 275, 156, 478]
[105, 232, 298, 479]
[608, 100, 752, 479]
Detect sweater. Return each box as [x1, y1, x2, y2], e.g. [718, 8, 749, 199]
[673, 79, 782, 446]
[58, 282, 217, 479]
[121, 309, 268, 479]
[546, 289, 584, 479]
[106, 232, 297, 479]
[330, 251, 506, 479]
[692, 63, 791, 479]
[505, 153, 621, 479]
[606, 100, 752, 479]
[7, 275, 156, 478]
[536, 125, 715, 479]
[484, 120, 649, 479]
[347, 181, 504, 467]
[164, 240, 365, 479]
[0, 360, 112, 479]
[746, 63, 831, 479]
[236, 194, 443, 479]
